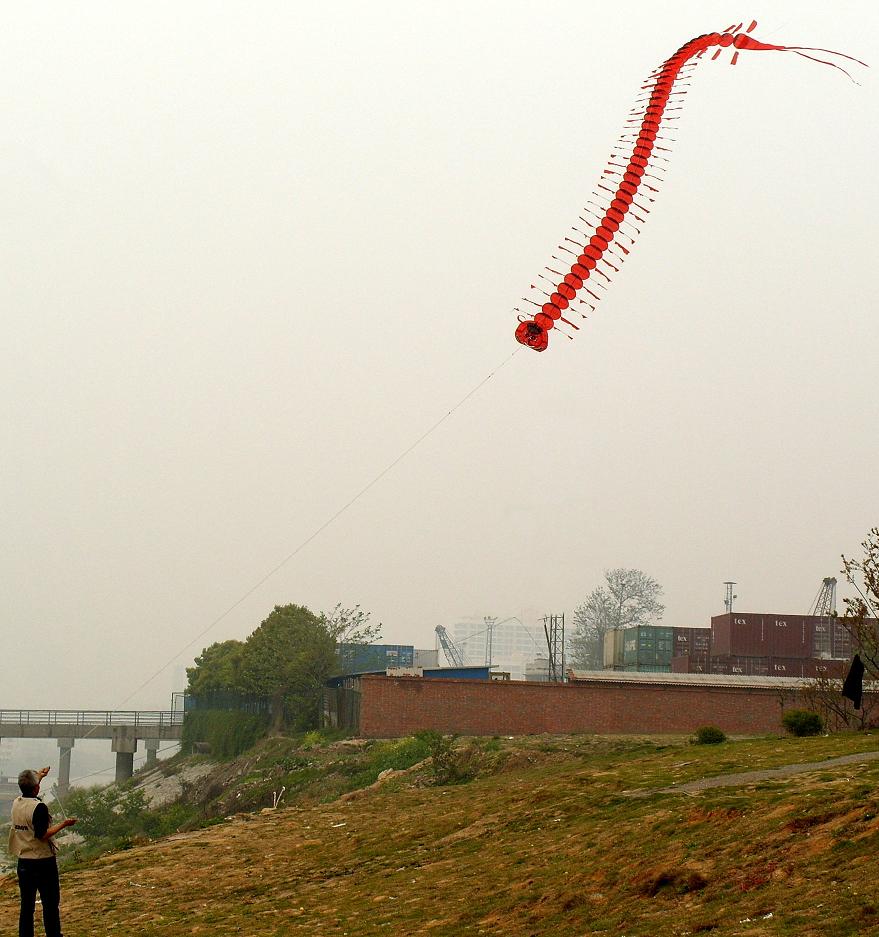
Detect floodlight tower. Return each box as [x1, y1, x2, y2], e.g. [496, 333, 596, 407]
[483, 616, 497, 666]
[723, 582, 737, 614]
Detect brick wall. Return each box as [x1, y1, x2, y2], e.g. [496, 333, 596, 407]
[358, 675, 813, 737]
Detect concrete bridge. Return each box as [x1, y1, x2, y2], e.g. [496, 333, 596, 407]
[0, 710, 184, 793]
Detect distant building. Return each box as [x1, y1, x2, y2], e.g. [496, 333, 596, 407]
[414, 648, 439, 669]
[451, 615, 543, 679]
[524, 657, 550, 682]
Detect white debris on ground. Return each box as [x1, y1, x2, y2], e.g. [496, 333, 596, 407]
[133, 762, 216, 809]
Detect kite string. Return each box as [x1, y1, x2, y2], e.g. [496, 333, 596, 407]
[27, 349, 519, 816]
[114, 347, 521, 709]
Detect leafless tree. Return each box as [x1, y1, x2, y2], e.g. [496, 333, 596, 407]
[800, 528, 879, 730]
[569, 568, 664, 669]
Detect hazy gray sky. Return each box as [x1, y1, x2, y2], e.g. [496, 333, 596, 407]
[3, 2, 877, 710]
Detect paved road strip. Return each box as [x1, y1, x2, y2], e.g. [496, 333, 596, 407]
[624, 750, 879, 798]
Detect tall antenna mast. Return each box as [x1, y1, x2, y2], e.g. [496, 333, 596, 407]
[723, 582, 737, 614]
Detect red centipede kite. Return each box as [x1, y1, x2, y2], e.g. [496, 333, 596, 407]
[514, 21, 866, 352]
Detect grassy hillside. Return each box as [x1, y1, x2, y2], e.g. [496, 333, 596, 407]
[2, 732, 879, 935]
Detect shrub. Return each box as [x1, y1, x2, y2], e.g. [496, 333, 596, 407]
[693, 725, 727, 745]
[416, 731, 477, 784]
[782, 709, 824, 737]
[181, 709, 268, 759]
[59, 785, 199, 861]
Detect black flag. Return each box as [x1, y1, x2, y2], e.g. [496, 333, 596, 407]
[842, 653, 865, 710]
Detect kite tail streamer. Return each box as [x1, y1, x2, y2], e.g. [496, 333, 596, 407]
[514, 21, 866, 353]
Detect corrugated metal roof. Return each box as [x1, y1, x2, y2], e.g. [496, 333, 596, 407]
[568, 669, 828, 689]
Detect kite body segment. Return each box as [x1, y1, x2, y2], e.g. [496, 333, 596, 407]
[514, 22, 864, 352]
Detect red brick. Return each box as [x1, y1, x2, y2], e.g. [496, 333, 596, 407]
[357, 675, 850, 738]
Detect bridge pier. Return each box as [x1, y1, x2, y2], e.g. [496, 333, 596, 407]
[111, 727, 138, 784]
[145, 738, 160, 768]
[56, 738, 74, 796]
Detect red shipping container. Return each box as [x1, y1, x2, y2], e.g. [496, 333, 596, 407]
[710, 655, 769, 677]
[767, 657, 800, 677]
[671, 655, 709, 674]
[768, 656, 847, 679]
[672, 628, 692, 656]
[692, 630, 711, 651]
[799, 658, 846, 679]
[711, 613, 812, 659]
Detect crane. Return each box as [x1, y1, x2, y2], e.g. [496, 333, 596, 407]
[809, 577, 838, 617]
[435, 625, 465, 668]
[809, 577, 838, 658]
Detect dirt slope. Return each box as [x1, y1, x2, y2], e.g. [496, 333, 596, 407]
[3, 733, 879, 936]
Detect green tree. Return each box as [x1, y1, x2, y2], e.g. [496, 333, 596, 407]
[239, 604, 337, 731]
[186, 639, 245, 695]
[570, 568, 665, 669]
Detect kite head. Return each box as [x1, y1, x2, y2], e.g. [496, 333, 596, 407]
[515, 319, 548, 352]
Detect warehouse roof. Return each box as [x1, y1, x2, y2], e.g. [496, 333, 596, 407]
[567, 669, 836, 689]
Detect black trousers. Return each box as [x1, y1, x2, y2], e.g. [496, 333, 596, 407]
[17, 857, 62, 937]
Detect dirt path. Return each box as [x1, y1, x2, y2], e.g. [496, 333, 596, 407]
[626, 749, 879, 797]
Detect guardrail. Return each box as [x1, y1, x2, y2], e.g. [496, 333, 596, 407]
[0, 710, 184, 729]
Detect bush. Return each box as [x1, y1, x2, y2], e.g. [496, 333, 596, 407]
[182, 709, 268, 759]
[59, 785, 199, 861]
[693, 725, 727, 745]
[417, 731, 477, 784]
[782, 709, 824, 737]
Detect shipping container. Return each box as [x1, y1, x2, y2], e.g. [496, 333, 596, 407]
[711, 613, 812, 659]
[671, 654, 709, 674]
[603, 629, 625, 669]
[673, 627, 711, 657]
[621, 626, 677, 670]
[766, 657, 847, 679]
[799, 658, 846, 679]
[710, 655, 770, 677]
[338, 643, 414, 673]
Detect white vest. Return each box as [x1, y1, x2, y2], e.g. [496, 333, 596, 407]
[7, 796, 55, 860]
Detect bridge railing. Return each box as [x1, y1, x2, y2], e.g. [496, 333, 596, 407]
[0, 710, 184, 729]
